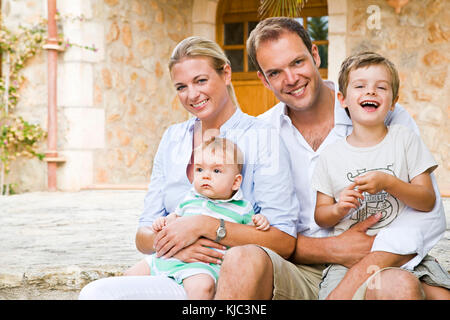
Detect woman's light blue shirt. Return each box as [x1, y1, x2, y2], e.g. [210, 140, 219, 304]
[139, 108, 299, 237]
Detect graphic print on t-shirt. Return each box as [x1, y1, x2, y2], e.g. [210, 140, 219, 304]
[346, 164, 400, 231]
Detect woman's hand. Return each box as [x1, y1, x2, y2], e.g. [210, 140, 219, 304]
[173, 238, 226, 264]
[154, 215, 205, 258]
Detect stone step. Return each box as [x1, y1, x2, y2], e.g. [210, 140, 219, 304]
[0, 191, 449, 299]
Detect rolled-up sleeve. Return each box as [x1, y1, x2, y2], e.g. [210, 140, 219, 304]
[251, 128, 299, 238]
[139, 128, 170, 228]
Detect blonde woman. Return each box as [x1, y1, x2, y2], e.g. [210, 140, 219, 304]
[79, 36, 299, 299]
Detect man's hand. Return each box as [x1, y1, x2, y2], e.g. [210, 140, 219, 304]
[333, 212, 381, 268]
[173, 238, 227, 264]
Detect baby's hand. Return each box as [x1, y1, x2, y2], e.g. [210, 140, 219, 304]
[152, 216, 167, 232]
[252, 214, 270, 231]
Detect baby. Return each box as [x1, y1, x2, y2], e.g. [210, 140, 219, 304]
[125, 137, 270, 299]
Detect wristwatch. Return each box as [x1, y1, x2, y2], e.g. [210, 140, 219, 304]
[215, 218, 226, 242]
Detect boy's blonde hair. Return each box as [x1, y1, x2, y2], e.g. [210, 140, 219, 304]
[338, 51, 400, 102]
[194, 137, 244, 173]
[169, 36, 240, 108]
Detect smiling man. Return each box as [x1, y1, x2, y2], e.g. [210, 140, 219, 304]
[214, 17, 449, 300]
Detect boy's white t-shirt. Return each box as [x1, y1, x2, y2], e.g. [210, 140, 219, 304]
[312, 124, 437, 237]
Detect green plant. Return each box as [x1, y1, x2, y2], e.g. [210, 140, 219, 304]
[308, 16, 328, 69]
[0, 15, 97, 195]
[259, 0, 307, 18]
[0, 19, 48, 195]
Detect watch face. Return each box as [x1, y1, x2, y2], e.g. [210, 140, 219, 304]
[218, 228, 226, 238]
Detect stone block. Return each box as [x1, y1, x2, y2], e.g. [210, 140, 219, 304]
[418, 105, 444, 126]
[193, 23, 215, 41]
[58, 62, 93, 107]
[422, 50, 449, 66]
[3, 0, 45, 27]
[57, 151, 93, 191]
[192, 0, 218, 24]
[328, 0, 348, 15]
[62, 107, 105, 149]
[329, 14, 347, 34]
[327, 34, 347, 83]
[57, 0, 93, 20]
[62, 21, 105, 63]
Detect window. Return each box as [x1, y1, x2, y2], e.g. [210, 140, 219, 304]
[296, 15, 328, 79]
[216, 0, 261, 80]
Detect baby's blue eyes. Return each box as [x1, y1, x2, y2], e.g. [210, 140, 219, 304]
[195, 168, 221, 173]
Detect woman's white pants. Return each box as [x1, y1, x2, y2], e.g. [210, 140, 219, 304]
[78, 276, 187, 300]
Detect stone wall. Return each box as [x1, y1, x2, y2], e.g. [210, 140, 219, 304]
[1, 0, 48, 192]
[3, 0, 192, 192]
[3, 0, 449, 193]
[91, 0, 191, 186]
[345, 0, 449, 192]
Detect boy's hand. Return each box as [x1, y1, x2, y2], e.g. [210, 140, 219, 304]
[152, 216, 167, 232]
[354, 171, 391, 194]
[336, 182, 364, 218]
[252, 214, 270, 231]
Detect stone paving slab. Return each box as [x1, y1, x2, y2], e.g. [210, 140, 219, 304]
[0, 190, 145, 299]
[0, 191, 449, 299]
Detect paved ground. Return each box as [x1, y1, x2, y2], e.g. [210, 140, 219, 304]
[0, 190, 449, 299]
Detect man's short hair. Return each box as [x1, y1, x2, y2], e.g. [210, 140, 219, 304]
[247, 17, 313, 73]
[338, 51, 400, 102]
[194, 137, 244, 173]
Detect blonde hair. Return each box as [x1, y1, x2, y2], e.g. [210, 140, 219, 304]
[338, 51, 400, 102]
[169, 36, 240, 108]
[193, 137, 244, 173]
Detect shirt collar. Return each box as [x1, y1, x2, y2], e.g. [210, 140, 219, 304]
[187, 107, 243, 134]
[191, 187, 244, 203]
[277, 80, 352, 127]
[219, 107, 243, 134]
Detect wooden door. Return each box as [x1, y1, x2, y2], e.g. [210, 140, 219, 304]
[232, 79, 278, 115]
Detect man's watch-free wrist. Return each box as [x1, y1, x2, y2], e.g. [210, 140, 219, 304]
[215, 218, 226, 242]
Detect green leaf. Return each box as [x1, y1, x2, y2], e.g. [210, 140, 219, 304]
[259, 0, 306, 18]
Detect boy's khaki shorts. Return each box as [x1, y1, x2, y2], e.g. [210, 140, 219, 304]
[260, 247, 450, 300]
[259, 246, 326, 300]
